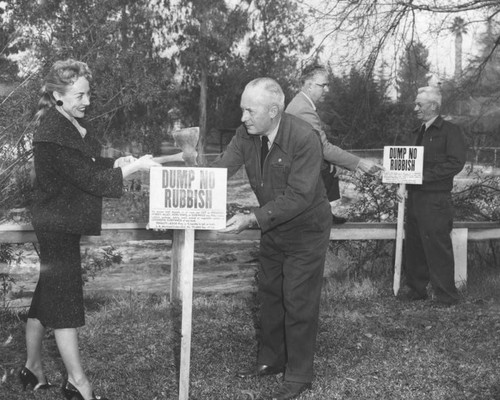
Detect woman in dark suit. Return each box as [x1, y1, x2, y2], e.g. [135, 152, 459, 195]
[19, 59, 159, 400]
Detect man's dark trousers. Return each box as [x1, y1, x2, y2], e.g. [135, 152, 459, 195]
[256, 218, 331, 384]
[405, 190, 459, 302]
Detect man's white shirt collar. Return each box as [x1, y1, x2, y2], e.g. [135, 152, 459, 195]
[263, 118, 281, 146]
[301, 91, 316, 111]
[424, 115, 438, 130]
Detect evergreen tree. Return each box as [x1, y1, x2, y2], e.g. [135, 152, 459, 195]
[0, 5, 20, 82]
[245, 0, 314, 102]
[172, 0, 314, 153]
[171, 0, 249, 162]
[450, 17, 468, 81]
[466, 20, 500, 96]
[460, 20, 500, 148]
[5, 0, 176, 152]
[396, 42, 430, 103]
[317, 66, 416, 149]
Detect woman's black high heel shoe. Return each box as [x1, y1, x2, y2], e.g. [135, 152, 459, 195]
[19, 366, 54, 390]
[62, 380, 109, 400]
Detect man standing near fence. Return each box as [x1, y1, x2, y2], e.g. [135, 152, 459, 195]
[398, 86, 467, 306]
[212, 77, 331, 400]
[286, 64, 383, 224]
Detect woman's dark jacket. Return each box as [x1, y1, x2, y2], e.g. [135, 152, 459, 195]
[31, 108, 123, 235]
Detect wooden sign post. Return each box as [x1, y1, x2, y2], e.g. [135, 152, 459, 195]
[172, 228, 195, 400]
[382, 146, 424, 296]
[148, 127, 227, 400]
[393, 184, 405, 296]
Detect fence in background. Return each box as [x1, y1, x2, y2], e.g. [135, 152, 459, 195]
[1, 221, 499, 288]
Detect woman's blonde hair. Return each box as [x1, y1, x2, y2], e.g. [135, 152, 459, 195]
[36, 59, 92, 121]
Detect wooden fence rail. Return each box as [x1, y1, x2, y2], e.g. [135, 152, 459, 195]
[1, 221, 499, 287]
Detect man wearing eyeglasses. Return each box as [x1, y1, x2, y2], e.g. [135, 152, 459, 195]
[286, 65, 383, 224]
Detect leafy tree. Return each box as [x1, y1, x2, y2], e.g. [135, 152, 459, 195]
[208, 56, 250, 134]
[301, 1, 500, 153]
[245, 0, 315, 101]
[396, 41, 430, 104]
[306, 0, 500, 75]
[0, 0, 178, 213]
[209, 0, 315, 132]
[465, 20, 500, 96]
[0, 5, 20, 82]
[170, 0, 250, 163]
[171, 0, 314, 159]
[4, 0, 176, 153]
[318, 67, 414, 149]
[450, 16, 468, 81]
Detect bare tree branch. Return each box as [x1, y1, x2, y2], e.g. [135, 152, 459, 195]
[306, 0, 500, 78]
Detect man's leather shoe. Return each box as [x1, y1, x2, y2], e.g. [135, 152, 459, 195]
[271, 381, 312, 400]
[331, 214, 347, 224]
[236, 364, 284, 379]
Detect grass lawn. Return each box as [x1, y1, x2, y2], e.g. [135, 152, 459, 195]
[2, 263, 500, 400]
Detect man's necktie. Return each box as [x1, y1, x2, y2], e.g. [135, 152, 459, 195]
[416, 124, 426, 146]
[261, 135, 269, 171]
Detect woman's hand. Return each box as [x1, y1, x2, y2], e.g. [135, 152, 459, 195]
[113, 155, 136, 168]
[134, 154, 162, 170]
[120, 154, 161, 178]
[152, 152, 184, 164]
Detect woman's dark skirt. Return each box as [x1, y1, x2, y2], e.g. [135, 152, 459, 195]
[28, 231, 85, 329]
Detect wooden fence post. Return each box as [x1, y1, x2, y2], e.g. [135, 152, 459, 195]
[452, 228, 468, 288]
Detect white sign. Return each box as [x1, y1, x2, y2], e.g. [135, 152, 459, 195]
[149, 167, 227, 230]
[382, 146, 424, 184]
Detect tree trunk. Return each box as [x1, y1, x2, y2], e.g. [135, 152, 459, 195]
[455, 33, 463, 80]
[198, 19, 208, 166]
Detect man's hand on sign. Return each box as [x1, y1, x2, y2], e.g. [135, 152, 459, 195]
[357, 158, 384, 176]
[219, 213, 257, 234]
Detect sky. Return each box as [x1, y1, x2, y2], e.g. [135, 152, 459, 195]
[300, 0, 489, 89]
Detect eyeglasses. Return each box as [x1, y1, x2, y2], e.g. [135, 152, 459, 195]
[315, 83, 329, 89]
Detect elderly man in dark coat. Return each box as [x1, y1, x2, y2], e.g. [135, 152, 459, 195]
[212, 77, 332, 400]
[398, 86, 467, 306]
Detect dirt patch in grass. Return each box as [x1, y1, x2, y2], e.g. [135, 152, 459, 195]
[4, 239, 261, 309]
[86, 239, 260, 295]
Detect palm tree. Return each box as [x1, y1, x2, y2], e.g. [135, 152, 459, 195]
[450, 17, 468, 81]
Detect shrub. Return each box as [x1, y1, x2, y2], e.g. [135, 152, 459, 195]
[81, 245, 123, 284]
[342, 171, 399, 222]
[453, 167, 500, 221]
[332, 167, 500, 280]
[0, 244, 23, 308]
[102, 188, 150, 223]
[0, 158, 34, 220]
